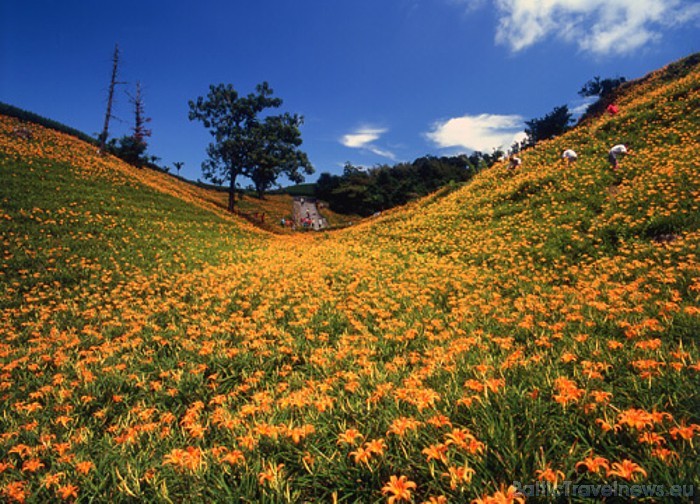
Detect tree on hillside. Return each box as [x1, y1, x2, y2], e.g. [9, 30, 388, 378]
[110, 82, 152, 167]
[114, 81, 152, 167]
[579, 76, 627, 99]
[98, 44, 125, 152]
[188, 82, 312, 211]
[249, 114, 313, 198]
[111, 136, 147, 166]
[173, 162, 184, 176]
[524, 105, 572, 147]
[129, 81, 151, 152]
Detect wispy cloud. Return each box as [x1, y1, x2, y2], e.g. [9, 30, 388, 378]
[340, 127, 396, 160]
[341, 128, 385, 148]
[426, 113, 525, 152]
[570, 97, 598, 117]
[454, 0, 700, 55]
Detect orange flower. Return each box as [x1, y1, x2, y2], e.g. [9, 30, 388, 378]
[349, 446, 372, 465]
[535, 465, 565, 485]
[258, 462, 284, 487]
[607, 340, 624, 350]
[426, 415, 452, 429]
[650, 447, 679, 463]
[606, 459, 647, 481]
[387, 417, 422, 437]
[443, 464, 475, 490]
[471, 484, 525, 504]
[552, 377, 584, 406]
[57, 483, 79, 500]
[221, 450, 245, 466]
[337, 428, 364, 446]
[381, 475, 417, 504]
[364, 438, 386, 455]
[423, 497, 448, 504]
[422, 443, 449, 464]
[75, 461, 94, 475]
[286, 424, 316, 444]
[445, 428, 484, 455]
[162, 446, 204, 473]
[616, 409, 653, 431]
[638, 432, 665, 446]
[575, 455, 609, 474]
[669, 423, 699, 442]
[3, 481, 28, 503]
[560, 352, 578, 364]
[43, 472, 65, 489]
[589, 390, 612, 404]
[302, 451, 315, 470]
[595, 418, 618, 433]
[21, 458, 44, 473]
[464, 379, 485, 393]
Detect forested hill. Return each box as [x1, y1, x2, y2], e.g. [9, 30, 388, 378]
[0, 53, 699, 503]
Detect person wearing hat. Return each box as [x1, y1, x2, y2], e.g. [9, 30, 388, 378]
[561, 149, 578, 165]
[608, 144, 630, 170]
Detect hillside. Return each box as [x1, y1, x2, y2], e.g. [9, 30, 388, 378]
[1, 53, 699, 503]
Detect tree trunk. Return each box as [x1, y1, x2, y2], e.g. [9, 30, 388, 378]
[228, 175, 236, 212]
[100, 44, 121, 152]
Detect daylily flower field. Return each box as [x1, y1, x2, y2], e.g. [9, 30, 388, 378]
[1, 55, 699, 502]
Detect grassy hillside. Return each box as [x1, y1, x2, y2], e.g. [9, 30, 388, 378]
[1, 53, 699, 503]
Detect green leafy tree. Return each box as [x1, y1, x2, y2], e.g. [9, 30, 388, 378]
[249, 114, 313, 198]
[188, 82, 311, 211]
[524, 105, 572, 147]
[111, 135, 147, 166]
[579, 76, 626, 98]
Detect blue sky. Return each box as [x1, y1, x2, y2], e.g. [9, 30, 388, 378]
[2, 0, 699, 184]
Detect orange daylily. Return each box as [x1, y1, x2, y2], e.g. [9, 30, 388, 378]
[607, 459, 647, 481]
[381, 475, 417, 504]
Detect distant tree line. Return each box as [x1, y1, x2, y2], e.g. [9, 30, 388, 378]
[315, 151, 502, 216]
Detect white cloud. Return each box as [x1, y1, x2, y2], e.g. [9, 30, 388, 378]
[426, 113, 525, 152]
[340, 127, 396, 160]
[465, 0, 700, 55]
[570, 96, 598, 117]
[341, 128, 385, 148]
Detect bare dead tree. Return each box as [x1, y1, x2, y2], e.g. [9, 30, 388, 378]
[98, 44, 125, 152]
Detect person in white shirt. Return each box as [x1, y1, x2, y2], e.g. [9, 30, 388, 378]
[508, 155, 522, 170]
[561, 149, 578, 165]
[608, 144, 629, 170]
